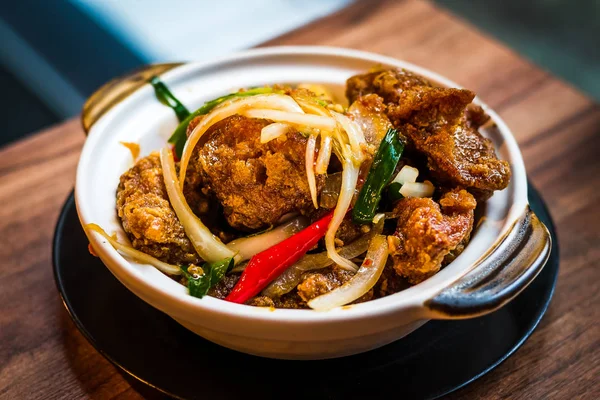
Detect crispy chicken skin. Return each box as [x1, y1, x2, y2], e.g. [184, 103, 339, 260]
[191, 114, 323, 231]
[346, 68, 433, 104]
[116, 153, 202, 265]
[346, 68, 511, 196]
[389, 189, 476, 284]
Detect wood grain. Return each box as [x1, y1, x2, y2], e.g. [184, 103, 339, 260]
[0, 0, 598, 398]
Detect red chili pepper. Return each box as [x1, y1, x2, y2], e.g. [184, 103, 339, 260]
[225, 210, 334, 304]
[171, 144, 180, 162]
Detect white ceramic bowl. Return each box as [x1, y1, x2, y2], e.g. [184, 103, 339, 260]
[76, 46, 551, 360]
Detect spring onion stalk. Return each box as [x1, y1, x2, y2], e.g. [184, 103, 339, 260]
[261, 122, 290, 143]
[305, 134, 318, 208]
[149, 76, 190, 122]
[308, 234, 388, 310]
[160, 147, 235, 262]
[353, 128, 404, 224]
[168, 87, 281, 157]
[179, 94, 304, 190]
[227, 216, 308, 262]
[243, 109, 336, 131]
[315, 135, 332, 174]
[85, 223, 181, 276]
[325, 160, 360, 272]
[261, 219, 385, 298]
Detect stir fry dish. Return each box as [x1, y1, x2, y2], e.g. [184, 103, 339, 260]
[87, 67, 511, 310]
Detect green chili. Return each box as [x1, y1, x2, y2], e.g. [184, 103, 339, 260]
[352, 128, 404, 224]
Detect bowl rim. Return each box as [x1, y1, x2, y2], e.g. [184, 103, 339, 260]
[75, 45, 528, 325]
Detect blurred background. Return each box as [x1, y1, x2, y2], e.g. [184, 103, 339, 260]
[0, 0, 597, 147]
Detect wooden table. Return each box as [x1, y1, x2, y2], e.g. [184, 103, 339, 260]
[1, 1, 598, 398]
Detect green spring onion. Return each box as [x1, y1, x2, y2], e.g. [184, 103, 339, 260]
[352, 128, 404, 224]
[149, 76, 190, 122]
[180, 257, 234, 298]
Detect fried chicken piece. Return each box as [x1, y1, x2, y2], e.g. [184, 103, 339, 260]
[296, 266, 374, 304]
[116, 153, 202, 265]
[346, 68, 432, 104]
[374, 264, 410, 298]
[346, 68, 511, 196]
[274, 291, 308, 309]
[389, 189, 476, 284]
[246, 296, 276, 308]
[191, 115, 323, 231]
[247, 292, 309, 309]
[208, 273, 240, 299]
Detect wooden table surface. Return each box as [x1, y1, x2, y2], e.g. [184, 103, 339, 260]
[1, 1, 598, 399]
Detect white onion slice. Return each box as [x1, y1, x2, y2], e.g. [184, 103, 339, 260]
[399, 180, 435, 198]
[305, 134, 318, 208]
[325, 161, 360, 272]
[315, 135, 332, 174]
[160, 147, 235, 262]
[331, 111, 366, 159]
[293, 96, 331, 116]
[85, 223, 181, 276]
[244, 109, 336, 131]
[179, 94, 304, 189]
[227, 216, 308, 262]
[260, 122, 290, 143]
[308, 234, 389, 311]
[372, 213, 386, 224]
[393, 165, 419, 185]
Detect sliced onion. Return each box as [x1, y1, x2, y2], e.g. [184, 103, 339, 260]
[243, 109, 336, 131]
[160, 147, 235, 262]
[315, 135, 332, 174]
[331, 111, 366, 160]
[319, 171, 364, 209]
[261, 219, 385, 298]
[393, 165, 419, 185]
[308, 234, 389, 311]
[85, 223, 181, 276]
[325, 161, 360, 272]
[399, 180, 435, 198]
[305, 134, 318, 208]
[227, 216, 308, 262]
[293, 96, 331, 116]
[372, 213, 386, 224]
[261, 122, 290, 143]
[179, 94, 304, 189]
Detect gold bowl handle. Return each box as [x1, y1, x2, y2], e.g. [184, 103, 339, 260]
[81, 63, 183, 134]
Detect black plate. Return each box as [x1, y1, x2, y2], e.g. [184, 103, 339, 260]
[53, 184, 558, 400]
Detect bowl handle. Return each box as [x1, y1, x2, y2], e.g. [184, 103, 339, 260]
[81, 63, 184, 134]
[425, 207, 552, 319]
